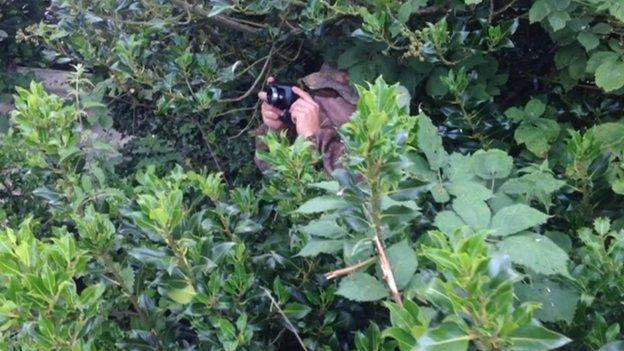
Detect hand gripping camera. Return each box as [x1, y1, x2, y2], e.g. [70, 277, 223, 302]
[264, 83, 299, 123]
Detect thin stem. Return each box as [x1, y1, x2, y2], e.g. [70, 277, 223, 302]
[324, 256, 377, 280]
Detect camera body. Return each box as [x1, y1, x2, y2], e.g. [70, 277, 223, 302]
[264, 83, 299, 123]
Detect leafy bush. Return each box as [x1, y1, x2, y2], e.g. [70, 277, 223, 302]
[1, 0, 624, 350]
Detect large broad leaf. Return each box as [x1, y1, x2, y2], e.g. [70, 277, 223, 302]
[452, 198, 491, 231]
[446, 181, 493, 201]
[490, 204, 549, 236]
[386, 240, 418, 289]
[296, 196, 349, 214]
[515, 119, 560, 157]
[529, 0, 552, 23]
[297, 240, 343, 257]
[508, 322, 571, 350]
[516, 279, 579, 323]
[417, 115, 447, 170]
[336, 272, 388, 302]
[496, 233, 570, 277]
[299, 217, 347, 239]
[414, 322, 470, 351]
[166, 284, 197, 304]
[434, 211, 466, 236]
[472, 149, 513, 180]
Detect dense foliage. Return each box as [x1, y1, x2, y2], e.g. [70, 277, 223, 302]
[1, 0, 624, 350]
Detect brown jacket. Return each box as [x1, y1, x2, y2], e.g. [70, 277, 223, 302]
[255, 65, 357, 173]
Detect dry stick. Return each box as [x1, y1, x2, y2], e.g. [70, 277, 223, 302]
[324, 256, 377, 280]
[373, 234, 402, 304]
[261, 287, 307, 351]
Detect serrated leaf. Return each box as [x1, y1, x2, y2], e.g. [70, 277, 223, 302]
[516, 279, 579, 323]
[336, 272, 388, 302]
[452, 198, 491, 231]
[417, 115, 447, 170]
[472, 149, 513, 180]
[386, 240, 418, 289]
[496, 233, 570, 277]
[446, 181, 493, 201]
[299, 217, 347, 239]
[490, 204, 549, 236]
[296, 196, 349, 214]
[297, 240, 343, 257]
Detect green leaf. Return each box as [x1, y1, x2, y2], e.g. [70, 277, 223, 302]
[508, 322, 571, 350]
[490, 204, 549, 236]
[516, 279, 579, 323]
[446, 181, 493, 201]
[496, 233, 570, 277]
[283, 303, 312, 320]
[464, 0, 483, 4]
[524, 99, 546, 119]
[578, 32, 600, 52]
[452, 198, 491, 231]
[547, 11, 570, 31]
[386, 240, 418, 289]
[166, 283, 197, 304]
[79, 283, 106, 306]
[296, 196, 349, 214]
[599, 341, 624, 351]
[595, 59, 624, 92]
[297, 240, 343, 257]
[529, 0, 552, 23]
[417, 115, 447, 170]
[299, 217, 347, 239]
[434, 211, 467, 235]
[515, 119, 560, 157]
[472, 149, 513, 180]
[414, 322, 470, 351]
[336, 272, 389, 302]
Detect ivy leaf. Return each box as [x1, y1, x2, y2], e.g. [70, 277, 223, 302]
[296, 196, 349, 214]
[297, 240, 343, 257]
[336, 272, 389, 302]
[508, 322, 571, 350]
[516, 279, 579, 324]
[490, 204, 549, 236]
[386, 240, 418, 289]
[595, 59, 624, 92]
[496, 233, 571, 277]
[414, 322, 470, 351]
[472, 149, 513, 180]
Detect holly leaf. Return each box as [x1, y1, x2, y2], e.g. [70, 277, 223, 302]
[296, 196, 349, 214]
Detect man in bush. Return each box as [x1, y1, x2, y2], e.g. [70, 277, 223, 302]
[255, 64, 357, 173]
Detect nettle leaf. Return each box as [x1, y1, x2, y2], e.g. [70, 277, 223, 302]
[417, 115, 447, 170]
[452, 198, 491, 231]
[472, 149, 513, 180]
[434, 211, 467, 236]
[386, 240, 418, 289]
[297, 240, 343, 257]
[516, 279, 579, 324]
[414, 322, 470, 351]
[490, 204, 549, 236]
[337, 272, 389, 302]
[296, 196, 349, 214]
[515, 119, 560, 157]
[508, 322, 571, 350]
[595, 59, 624, 92]
[496, 233, 571, 277]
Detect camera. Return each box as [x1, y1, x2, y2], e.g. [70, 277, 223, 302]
[264, 83, 299, 123]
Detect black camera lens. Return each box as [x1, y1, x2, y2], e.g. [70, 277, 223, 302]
[265, 84, 298, 110]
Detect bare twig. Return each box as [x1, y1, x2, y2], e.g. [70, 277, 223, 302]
[373, 235, 402, 304]
[169, 0, 261, 35]
[324, 256, 377, 280]
[261, 287, 307, 351]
